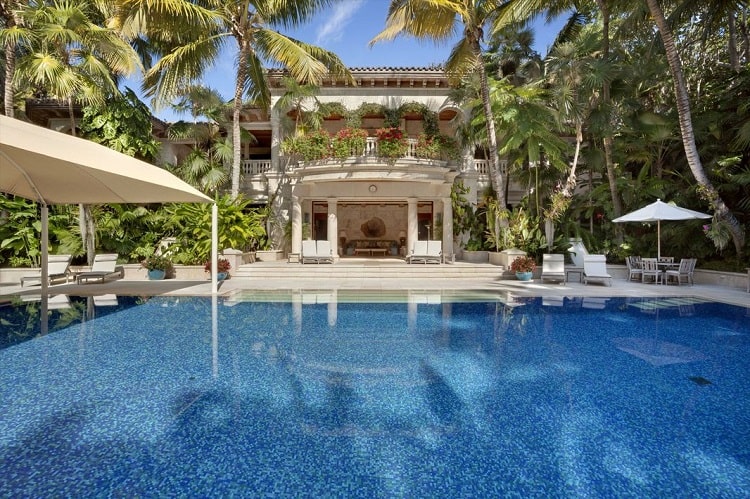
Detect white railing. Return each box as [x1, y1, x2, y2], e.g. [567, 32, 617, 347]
[466, 159, 507, 176]
[363, 137, 419, 158]
[241, 160, 272, 176]
[474, 159, 489, 175]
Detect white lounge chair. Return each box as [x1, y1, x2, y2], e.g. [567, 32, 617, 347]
[583, 255, 612, 286]
[301, 240, 333, 264]
[540, 254, 566, 283]
[301, 240, 318, 264]
[20, 254, 73, 287]
[407, 240, 441, 264]
[424, 240, 442, 264]
[406, 241, 429, 264]
[76, 254, 124, 284]
[315, 240, 334, 264]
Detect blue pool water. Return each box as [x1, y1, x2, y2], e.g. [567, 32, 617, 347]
[1, 292, 749, 496]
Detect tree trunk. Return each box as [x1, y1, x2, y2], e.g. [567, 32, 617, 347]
[231, 40, 249, 200]
[595, 0, 623, 233]
[646, 0, 745, 256]
[1, 2, 19, 117]
[728, 12, 740, 72]
[4, 42, 15, 117]
[477, 50, 506, 209]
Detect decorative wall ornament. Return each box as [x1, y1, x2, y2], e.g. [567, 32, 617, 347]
[361, 217, 386, 237]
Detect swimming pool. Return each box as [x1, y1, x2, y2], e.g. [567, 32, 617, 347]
[1, 292, 749, 496]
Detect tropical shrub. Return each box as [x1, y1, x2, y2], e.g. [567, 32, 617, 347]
[164, 195, 266, 263]
[414, 133, 440, 159]
[281, 129, 332, 161]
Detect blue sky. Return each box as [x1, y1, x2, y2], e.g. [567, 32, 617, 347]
[135, 1, 566, 121]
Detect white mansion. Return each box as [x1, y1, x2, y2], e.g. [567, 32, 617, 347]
[27, 67, 528, 260]
[229, 67, 530, 260]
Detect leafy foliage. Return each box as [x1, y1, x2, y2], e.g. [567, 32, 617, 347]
[163, 195, 266, 264]
[79, 88, 160, 161]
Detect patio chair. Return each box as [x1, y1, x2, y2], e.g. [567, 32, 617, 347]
[75, 254, 124, 284]
[20, 254, 73, 287]
[626, 256, 643, 282]
[582, 255, 612, 286]
[641, 258, 662, 285]
[406, 240, 429, 264]
[665, 258, 696, 286]
[540, 254, 566, 283]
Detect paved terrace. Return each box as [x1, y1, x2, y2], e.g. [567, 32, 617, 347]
[2, 259, 748, 308]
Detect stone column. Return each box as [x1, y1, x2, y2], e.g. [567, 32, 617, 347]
[442, 197, 453, 258]
[407, 197, 418, 253]
[327, 198, 338, 257]
[291, 195, 302, 255]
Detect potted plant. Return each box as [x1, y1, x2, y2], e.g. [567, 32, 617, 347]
[142, 254, 174, 280]
[204, 258, 231, 280]
[509, 255, 536, 281]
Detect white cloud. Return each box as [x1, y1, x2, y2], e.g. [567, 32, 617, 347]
[315, 0, 365, 45]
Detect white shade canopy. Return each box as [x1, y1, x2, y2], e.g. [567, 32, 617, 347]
[612, 199, 711, 259]
[1, 115, 218, 297]
[0, 115, 211, 204]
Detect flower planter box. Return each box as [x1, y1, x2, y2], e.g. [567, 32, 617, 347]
[255, 250, 284, 262]
[461, 250, 489, 263]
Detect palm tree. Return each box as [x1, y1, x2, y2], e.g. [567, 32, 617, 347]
[120, 0, 352, 199]
[167, 85, 234, 195]
[13, 0, 141, 264]
[645, 0, 745, 256]
[371, 0, 513, 209]
[17, 0, 140, 135]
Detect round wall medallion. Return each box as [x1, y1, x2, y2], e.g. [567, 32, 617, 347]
[368, 184, 377, 193]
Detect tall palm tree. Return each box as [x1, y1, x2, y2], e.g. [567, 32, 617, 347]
[119, 0, 352, 199]
[645, 0, 745, 256]
[372, 0, 512, 209]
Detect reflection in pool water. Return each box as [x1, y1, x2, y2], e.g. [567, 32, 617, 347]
[0, 292, 749, 496]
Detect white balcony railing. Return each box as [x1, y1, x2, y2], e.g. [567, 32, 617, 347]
[241, 160, 272, 176]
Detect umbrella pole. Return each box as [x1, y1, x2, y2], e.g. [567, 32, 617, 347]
[211, 203, 218, 294]
[657, 220, 661, 260]
[41, 203, 49, 335]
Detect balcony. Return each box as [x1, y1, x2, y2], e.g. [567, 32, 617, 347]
[241, 160, 272, 176]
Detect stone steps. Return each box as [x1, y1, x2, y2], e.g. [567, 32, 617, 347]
[233, 258, 510, 280]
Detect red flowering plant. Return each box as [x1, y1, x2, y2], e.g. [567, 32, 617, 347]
[282, 129, 332, 162]
[509, 255, 536, 273]
[414, 133, 440, 159]
[332, 127, 368, 159]
[204, 258, 231, 274]
[375, 127, 407, 159]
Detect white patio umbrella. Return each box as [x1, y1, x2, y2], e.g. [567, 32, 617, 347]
[0, 115, 220, 297]
[612, 198, 711, 259]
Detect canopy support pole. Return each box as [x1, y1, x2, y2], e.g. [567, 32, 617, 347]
[211, 202, 218, 294]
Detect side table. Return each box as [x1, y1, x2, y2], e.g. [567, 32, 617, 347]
[565, 266, 583, 283]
